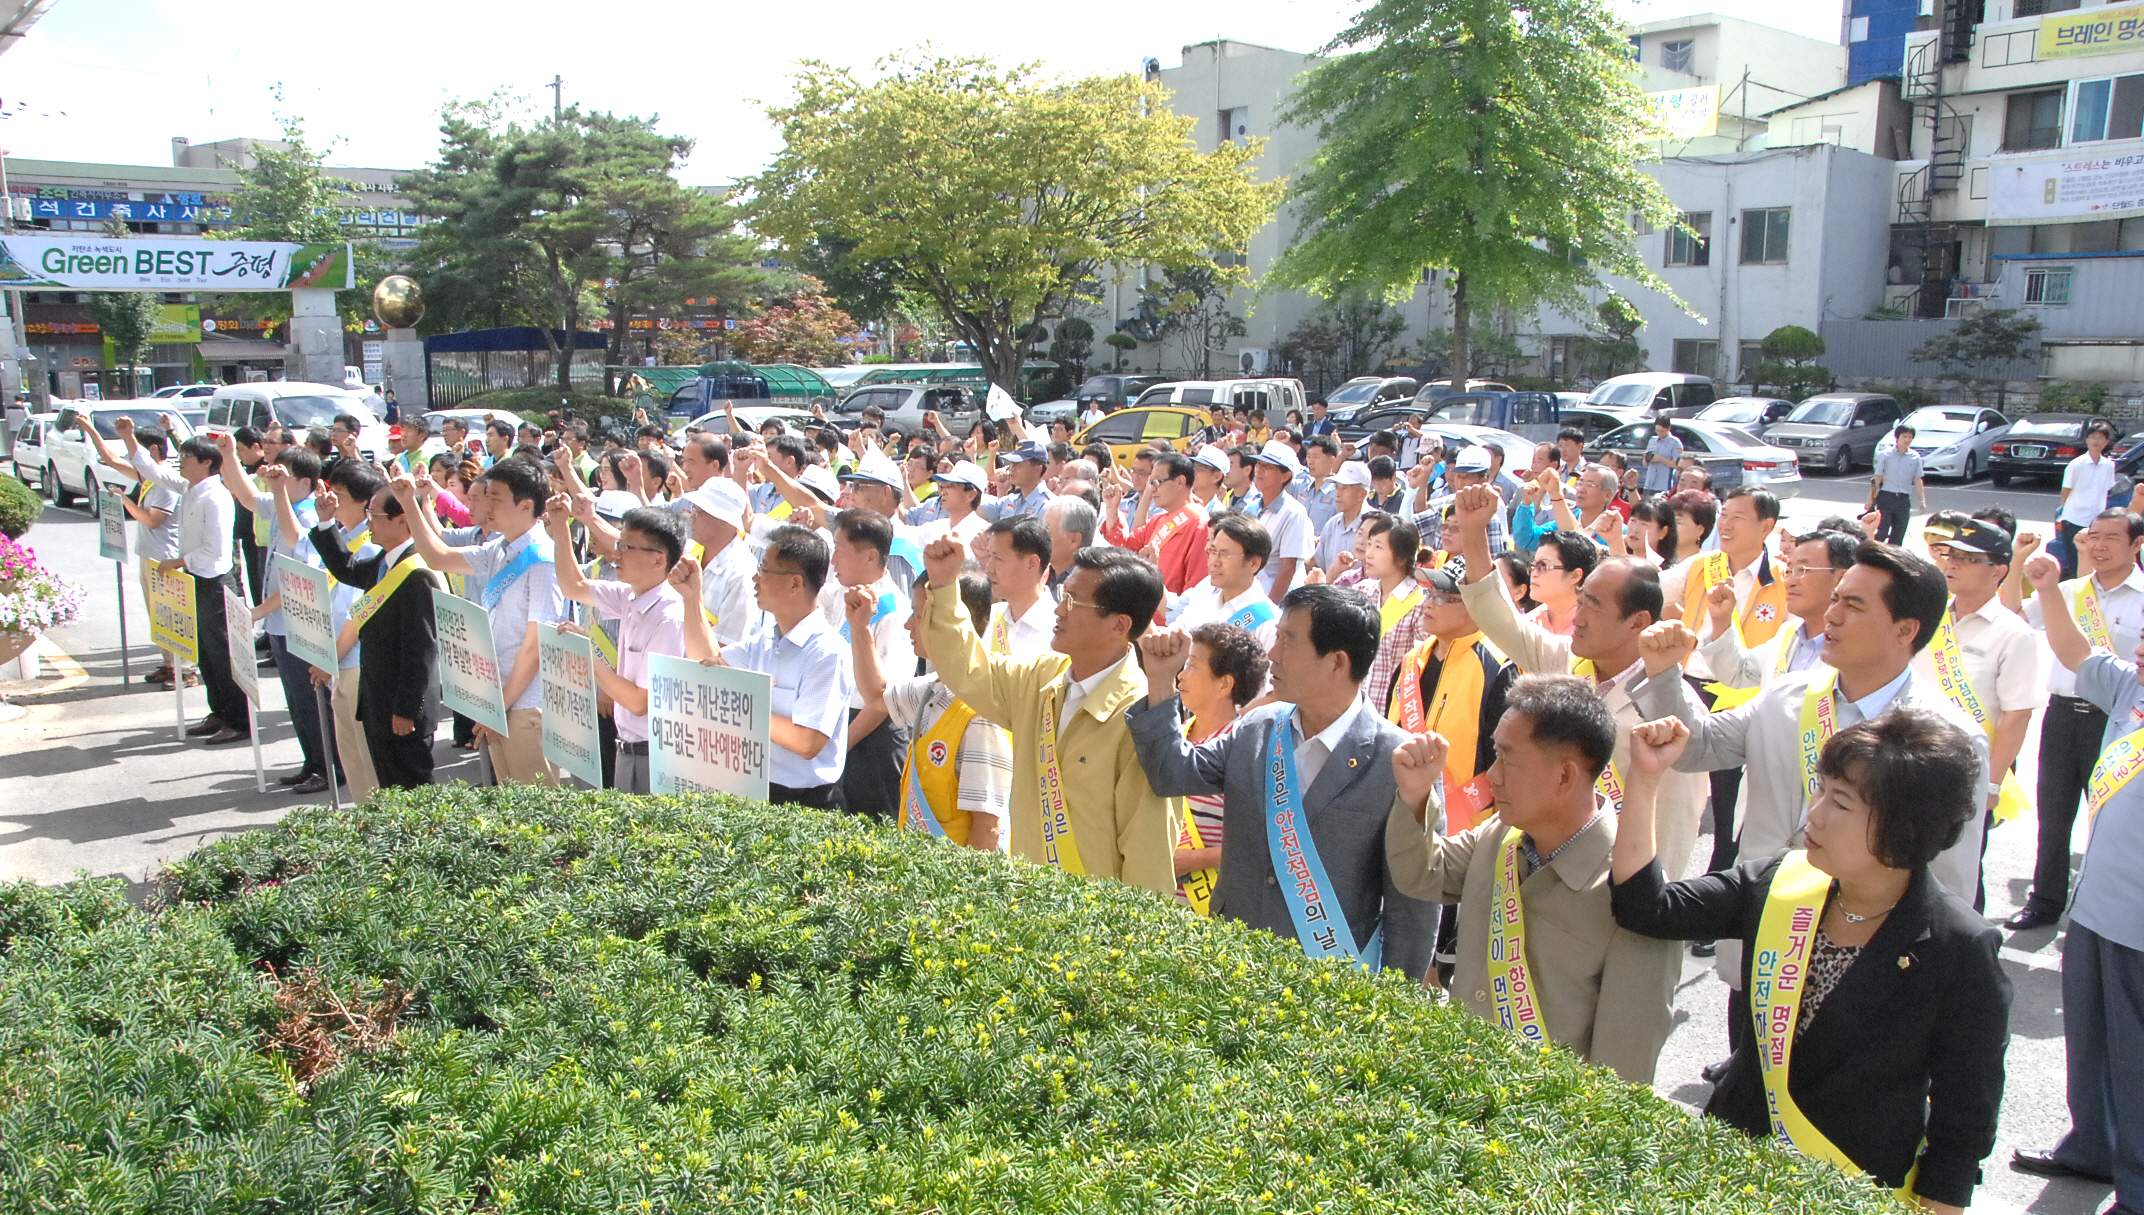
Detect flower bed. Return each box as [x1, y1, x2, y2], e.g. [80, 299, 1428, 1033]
[0, 533, 82, 662]
[0, 787, 1902, 1213]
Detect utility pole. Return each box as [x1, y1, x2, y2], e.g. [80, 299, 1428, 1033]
[547, 75, 564, 120]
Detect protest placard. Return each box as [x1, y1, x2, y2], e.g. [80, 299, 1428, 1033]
[647, 654, 771, 802]
[97, 489, 128, 561]
[146, 565, 197, 664]
[224, 584, 258, 704]
[273, 555, 337, 672]
[537, 624, 603, 789]
[432, 594, 507, 736]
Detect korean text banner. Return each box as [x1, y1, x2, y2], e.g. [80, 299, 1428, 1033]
[647, 655, 771, 803]
[1648, 87, 1720, 140]
[2037, 2, 2144, 59]
[1987, 151, 2144, 225]
[225, 585, 259, 706]
[537, 625, 604, 789]
[432, 594, 509, 737]
[0, 237, 354, 291]
[147, 566, 197, 665]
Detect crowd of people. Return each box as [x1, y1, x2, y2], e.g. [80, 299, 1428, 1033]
[74, 396, 2144, 1215]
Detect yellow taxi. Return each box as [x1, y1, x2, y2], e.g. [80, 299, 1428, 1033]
[1073, 406, 1214, 470]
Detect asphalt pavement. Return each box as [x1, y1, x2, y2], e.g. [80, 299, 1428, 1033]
[0, 467, 2119, 1214]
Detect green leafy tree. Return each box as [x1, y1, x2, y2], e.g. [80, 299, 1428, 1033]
[216, 116, 388, 329]
[1753, 324, 1831, 397]
[729, 278, 864, 366]
[1276, 311, 1346, 389]
[1270, 0, 1680, 386]
[1103, 331, 1139, 371]
[752, 53, 1280, 397]
[1561, 298, 1647, 382]
[404, 106, 768, 390]
[88, 293, 159, 398]
[1142, 263, 1250, 379]
[2038, 380, 2113, 412]
[1908, 308, 2043, 408]
[1316, 290, 1409, 378]
[1046, 317, 1096, 398]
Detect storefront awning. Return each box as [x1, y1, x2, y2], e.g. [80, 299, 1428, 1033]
[197, 340, 288, 361]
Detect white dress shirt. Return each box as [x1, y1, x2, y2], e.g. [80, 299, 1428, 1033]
[987, 593, 1058, 661]
[131, 447, 234, 578]
[1060, 651, 1133, 732]
[2025, 568, 2144, 697]
[1289, 698, 1363, 789]
[698, 535, 762, 647]
[1909, 592, 2047, 717]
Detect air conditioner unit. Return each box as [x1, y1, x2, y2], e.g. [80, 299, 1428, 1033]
[1239, 348, 1271, 375]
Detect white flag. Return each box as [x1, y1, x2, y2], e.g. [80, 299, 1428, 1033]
[985, 383, 1024, 422]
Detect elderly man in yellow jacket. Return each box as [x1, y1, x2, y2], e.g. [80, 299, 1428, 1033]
[921, 535, 1179, 895]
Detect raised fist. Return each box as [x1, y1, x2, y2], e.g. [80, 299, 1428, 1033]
[1627, 716, 1690, 777]
[2023, 552, 2061, 592]
[1705, 581, 1737, 635]
[1390, 731, 1453, 818]
[843, 584, 878, 633]
[1451, 484, 1499, 531]
[922, 535, 966, 588]
[1637, 619, 1699, 677]
[1137, 625, 1194, 687]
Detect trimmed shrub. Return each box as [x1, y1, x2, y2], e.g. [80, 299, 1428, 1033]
[0, 473, 39, 539]
[0, 787, 1901, 1212]
[461, 388, 640, 434]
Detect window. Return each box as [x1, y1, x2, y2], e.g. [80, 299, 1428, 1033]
[1740, 208, 1791, 264]
[1661, 39, 1695, 73]
[2013, 0, 2079, 15]
[1672, 339, 1720, 377]
[1218, 107, 1249, 146]
[1085, 413, 1147, 442]
[2004, 89, 2065, 151]
[1737, 340, 1766, 380]
[2024, 266, 2073, 305]
[2072, 75, 2144, 144]
[1142, 411, 1191, 439]
[1667, 211, 1711, 266]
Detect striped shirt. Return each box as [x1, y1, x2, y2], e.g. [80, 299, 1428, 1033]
[882, 678, 1014, 843]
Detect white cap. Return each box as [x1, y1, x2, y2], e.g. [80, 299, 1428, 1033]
[1336, 461, 1374, 488]
[1252, 439, 1302, 476]
[800, 464, 842, 502]
[839, 447, 904, 490]
[684, 478, 748, 530]
[1192, 443, 1231, 474]
[594, 489, 642, 520]
[1453, 445, 1494, 473]
[932, 460, 989, 491]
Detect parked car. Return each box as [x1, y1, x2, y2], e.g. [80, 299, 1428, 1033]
[1585, 418, 1801, 497]
[1334, 404, 1437, 450]
[35, 403, 198, 509]
[1323, 375, 1422, 424]
[1581, 372, 1717, 416]
[150, 382, 221, 400]
[1074, 406, 1214, 470]
[1411, 422, 1538, 477]
[1987, 413, 2116, 488]
[8, 411, 59, 493]
[1072, 374, 1167, 412]
[1760, 392, 1905, 474]
[201, 382, 390, 462]
[1694, 396, 1796, 436]
[1421, 391, 1563, 442]
[833, 382, 979, 438]
[1132, 378, 1307, 421]
[1413, 378, 1514, 405]
[1559, 405, 1650, 443]
[1891, 406, 2012, 480]
[686, 405, 823, 443]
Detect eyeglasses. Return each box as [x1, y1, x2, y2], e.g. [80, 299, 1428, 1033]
[1422, 593, 1461, 607]
[618, 542, 666, 558]
[1530, 560, 1566, 573]
[1930, 549, 1993, 566]
[756, 564, 803, 580]
[1783, 564, 1837, 579]
[1061, 595, 1106, 614]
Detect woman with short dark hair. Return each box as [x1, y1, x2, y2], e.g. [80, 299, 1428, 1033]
[1610, 707, 2010, 1214]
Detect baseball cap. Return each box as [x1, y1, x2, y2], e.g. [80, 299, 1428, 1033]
[799, 464, 841, 503]
[1422, 555, 1468, 596]
[839, 447, 905, 490]
[1252, 439, 1302, 476]
[1453, 446, 1494, 473]
[1192, 443, 1231, 475]
[932, 460, 989, 491]
[1003, 442, 1049, 465]
[684, 478, 748, 530]
[1923, 514, 2014, 565]
[1336, 461, 1374, 489]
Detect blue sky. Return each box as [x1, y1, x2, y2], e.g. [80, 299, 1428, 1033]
[0, 0, 1843, 187]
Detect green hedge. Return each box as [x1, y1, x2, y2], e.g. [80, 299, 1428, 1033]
[0, 473, 40, 539]
[0, 788, 1901, 1213]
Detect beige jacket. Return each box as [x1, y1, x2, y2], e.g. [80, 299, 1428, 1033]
[925, 584, 1178, 895]
[1386, 794, 1680, 1084]
[1458, 572, 1709, 876]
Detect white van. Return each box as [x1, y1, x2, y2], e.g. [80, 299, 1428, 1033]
[202, 382, 392, 462]
[1582, 372, 1716, 417]
[1132, 378, 1306, 419]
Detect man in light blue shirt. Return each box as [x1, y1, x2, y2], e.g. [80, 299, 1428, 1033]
[1641, 418, 1682, 496]
[1866, 426, 1926, 545]
[985, 443, 1054, 521]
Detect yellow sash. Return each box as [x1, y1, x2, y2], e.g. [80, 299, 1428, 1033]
[1926, 606, 2031, 823]
[988, 602, 1013, 657]
[1796, 670, 1841, 802]
[768, 499, 794, 522]
[1749, 852, 1925, 1197]
[1486, 827, 1548, 1045]
[1177, 800, 1217, 916]
[902, 694, 979, 845]
[1683, 549, 1789, 647]
[2076, 579, 2115, 650]
[1037, 681, 1085, 874]
[346, 555, 430, 631]
[250, 474, 272, 546]
[1390, 632, 1494, 785]
[1378, 579, 1425, 637]
[2087, 724, 2144, 823]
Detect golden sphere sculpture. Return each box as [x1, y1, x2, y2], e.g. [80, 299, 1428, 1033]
[372, 275, 425, 329]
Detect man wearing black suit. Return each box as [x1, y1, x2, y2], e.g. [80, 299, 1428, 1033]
[311, 485, 440, 790]
[1302, 397, 1339, 438]
[1126, 583, 1438, 980]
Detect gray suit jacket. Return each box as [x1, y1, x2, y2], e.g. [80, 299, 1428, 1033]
[1127, 696, 1433, 978]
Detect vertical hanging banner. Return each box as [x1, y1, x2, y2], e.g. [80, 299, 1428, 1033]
[646, 654, 771, 802]
[98, 490, 129, 561]
[146, 566, 198, 664]
[537, 624, 603, 789]
[432, 594, 508, 736]
[273, 555, 338, 672]
[224, 585, 258, 705]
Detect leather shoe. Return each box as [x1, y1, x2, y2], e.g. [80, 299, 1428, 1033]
[202, 727, 249, 745]
[2004, 905, 2062, 931]
[277, 770, 313, 787]
[289, 773, 330, 795]
[185, 716, 225, 737]
[2009, 1149, 2111, 1184]
[1700, 1058, 1732, 1084]
[1690, 940, 1717, 958]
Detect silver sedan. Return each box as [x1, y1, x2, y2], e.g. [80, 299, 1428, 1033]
[1895, 406, 2012, 480]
